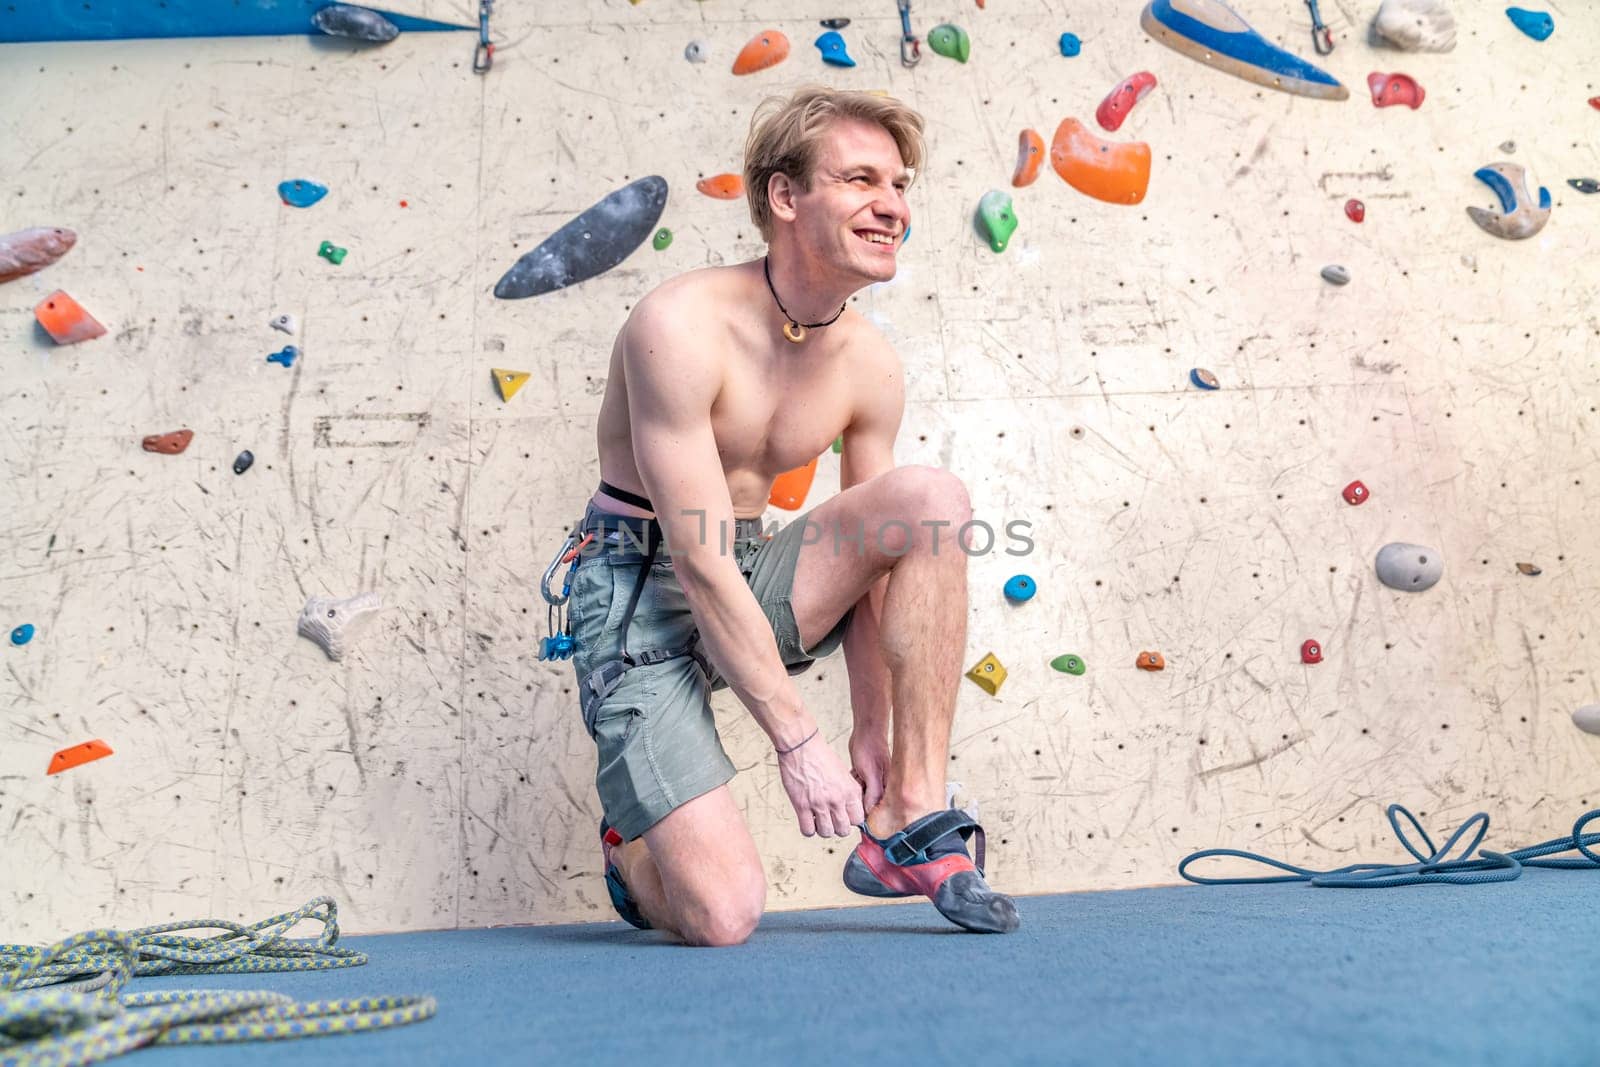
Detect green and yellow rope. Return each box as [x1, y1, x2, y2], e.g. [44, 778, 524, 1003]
[0, 896, 435, 1067]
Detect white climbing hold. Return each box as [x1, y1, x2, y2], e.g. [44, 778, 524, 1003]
[270, 313, 298, 334]
[1573, 705, 1600, 736]
[1375, 542, 1443, 592]
[684, 40, 708, 63]
[1373, 0, 1456, 53]
[297, 592, 382, 661]
[1321, 264, 1351, 286]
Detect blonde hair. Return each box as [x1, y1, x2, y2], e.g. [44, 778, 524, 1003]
[743, 86, 926, 242]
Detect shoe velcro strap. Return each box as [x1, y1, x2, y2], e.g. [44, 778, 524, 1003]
[884, 809, 983, 870]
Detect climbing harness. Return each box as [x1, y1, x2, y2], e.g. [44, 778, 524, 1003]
[0, 897, 435, 1067]
[1179, 804, 1600, 888]
[1305, 0, 1333, 55]
[896, 0, 921, 67]
[472, 0, 494, 74]
[538, 528, 591, 661]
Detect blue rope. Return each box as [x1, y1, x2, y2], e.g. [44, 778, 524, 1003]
[1179, 805, 1600, 887]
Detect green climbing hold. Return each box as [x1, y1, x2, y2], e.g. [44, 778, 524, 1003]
[927, 23, 970, 63]
[1050, 654, 1086, 675]
[652, 227, 672, 251]
[831, 435, 843, 454]
[977, 190, 1017, 253]
[317, 240, 347, 265]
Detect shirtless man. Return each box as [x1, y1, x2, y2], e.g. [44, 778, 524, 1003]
[560, 86, 1019, 945]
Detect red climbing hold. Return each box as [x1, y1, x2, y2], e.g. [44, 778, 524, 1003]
[1345, 199, 1365, 223]
[1590, 97, 1600, 111]
[1342, 480, 1369, 505]
[1301, 639, 1323, 664]
[1367, 72, 1424, 109]
[142, 429, 194, 455]
[1096, 71, 1157, 133]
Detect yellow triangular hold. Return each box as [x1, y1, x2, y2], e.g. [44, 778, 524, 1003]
[964, 652, 1007, 697]
[491, 368, 531, 402]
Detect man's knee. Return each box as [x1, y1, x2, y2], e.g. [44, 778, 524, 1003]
[679, 872, 766, 947]
[877, 466, 972, 556]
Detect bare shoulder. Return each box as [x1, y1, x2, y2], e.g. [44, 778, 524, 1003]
[619, 268, 734, 406]
[839, 312, 904, 396]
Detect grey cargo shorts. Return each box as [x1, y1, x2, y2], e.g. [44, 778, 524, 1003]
[566, 503, 853, 842]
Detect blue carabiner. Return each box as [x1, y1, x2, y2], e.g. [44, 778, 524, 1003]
[1305, 0, 1333, 54]
[897, 0, 921, 67]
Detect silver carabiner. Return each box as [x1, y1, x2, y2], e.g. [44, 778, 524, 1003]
[897, 0, 921, 67]
[473, 0, 495, 74]
[541, 532, 589, 606]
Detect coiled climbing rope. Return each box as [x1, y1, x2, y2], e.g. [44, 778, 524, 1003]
[1180, 804, 1600, 887]
[0, 896, 435, 1067]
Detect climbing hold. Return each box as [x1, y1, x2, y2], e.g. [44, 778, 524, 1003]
[34, 290, 106, 345]
[1301, 639, 1322, 664]
[965, 652, 1008, 696]
[769, 457, 819, 511]
[0, 226, 77, 284]
[1012, 129, 1045, 188]
[267, 345, 299, 368]
[492, 367, 530, 402]
[684, 40, 708, 64]
[1573, 705, 1600, 736]
[821, 18, 850, 30]
[1591, 97, 1600, 111]
[311, 3, 399, 42]
[1516, 562, 1541, 575]
[1190, 368, 1220, 390]
[652, 228, 673, 251]
[317, 240, 347, 265]
[1375, 542, 1443, 592]
[1140, 0, 1348, 101]
[1050, 118, 1151, 205]
[831, 435, 843, 454]
[142, 429, 193, 455]
[1058, 33, 1081, 57]
[1003, 575, 1036, 603]
[1321, 264, 1350, 285]
[1367, 72, 1424, 109]
[298, 591, 382, 661]
[1050, 654, 1086, 675]
[1498, 140, 1516, 154]
[1096, 71, 1157, 133]
[1504, 7, 1553, 41]
[1567, 178, 1599, 195]
[1136, 650, 1165, 671]
[696, 174, 744, 200]
[1467, 162, 1551, 240]
[269, 313, 297, 334]
[233, 450, 255, 475]
[495, 176, 668, 300]
[277, 179, 328, 208]
[47, 739, 114, 776]
[815, 31, 856, 67]
[11, 624, 35, 646]
[927, 24, 971, 62]
[1345, 198, 1365, 223]
[976, 190, 1017, 253]
[732, 30, 789, 75]
[1342, 479, 1369, 505]
[1373, 0, 1456, 53]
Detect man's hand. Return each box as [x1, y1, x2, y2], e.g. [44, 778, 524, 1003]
[848, 730, 891, 815]
[777, 731, 867, 838]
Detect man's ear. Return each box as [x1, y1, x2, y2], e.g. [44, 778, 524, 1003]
[768, 172, 799, 225]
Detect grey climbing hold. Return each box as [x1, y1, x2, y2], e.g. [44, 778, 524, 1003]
[1573, 705, 1600, 736]
[298, 592, 382, 661]
[684, 40, 708, 63]
[312, 3, 400, 42]
[1321, 264, 1350, 285]
[269, 313, 297, 335]
[1499, 140, 1516, 154]
[1375, 542, 1443, 592]
[494, 176, 668, 299]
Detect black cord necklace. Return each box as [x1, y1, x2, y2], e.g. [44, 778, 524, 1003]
[763, 256, 846, 344]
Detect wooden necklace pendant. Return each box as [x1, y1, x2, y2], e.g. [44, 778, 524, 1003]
[782, 320, 807, 344]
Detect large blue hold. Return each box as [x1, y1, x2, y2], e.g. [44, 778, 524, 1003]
[1504, 7, 1553, 41]
[1, 0, 471, 43]
[278, 180, 328, 208]
[1140, 0, 1347, 100]
[814, 30, 856, 67]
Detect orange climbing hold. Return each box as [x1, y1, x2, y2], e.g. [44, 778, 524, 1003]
[47, 739, 114, 776]
[732, 30, 789, 75]
[696, 173, 745, 200]
[769, 456, 819, 511]
[1012, 129, 1045, 187]
[34, 290, 106, 345]
[1050, 118, 1151, 205]
[142, 429, 194, 455]
[1136, 650, 1166, 671]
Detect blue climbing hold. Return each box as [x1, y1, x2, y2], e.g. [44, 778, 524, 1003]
[278, 180, 328, 208]
[10, 624, 34, 646]
[1190, 367, 1220, 390]
[814, 30, 856, 67]
[1058, 32, 1081, 57]
[1003, 575, 1036, 603]
[268, 345, 299, 368]
[1504, 7, 1553, 41]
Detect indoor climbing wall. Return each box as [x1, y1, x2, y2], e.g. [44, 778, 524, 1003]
[2, 0, 1598, 938]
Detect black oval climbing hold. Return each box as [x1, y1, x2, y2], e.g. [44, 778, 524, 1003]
[233, 450, 255, 475]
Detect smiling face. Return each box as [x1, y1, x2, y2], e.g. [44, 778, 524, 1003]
[783, 118, 911, 286]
